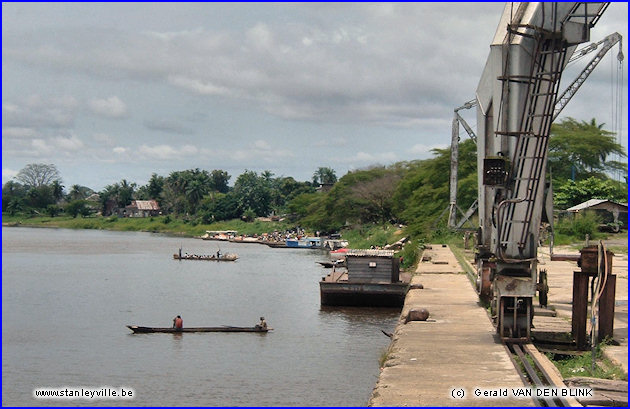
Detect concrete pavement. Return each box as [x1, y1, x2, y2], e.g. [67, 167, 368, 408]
[369, 245, 533, 407]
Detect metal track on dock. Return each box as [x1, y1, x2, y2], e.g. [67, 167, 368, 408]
[504, 342, 579, 407]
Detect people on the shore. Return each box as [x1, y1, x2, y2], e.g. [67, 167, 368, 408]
[173, 315, 183, 329]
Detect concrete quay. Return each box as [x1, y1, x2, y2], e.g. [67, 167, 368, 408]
[369, 244, 533, 407]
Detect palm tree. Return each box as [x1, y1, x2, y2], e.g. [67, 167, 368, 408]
[51, 180, 64, 202]
[69, 184, 83, 201]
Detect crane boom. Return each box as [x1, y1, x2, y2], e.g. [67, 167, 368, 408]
[554, 32, 623, 120]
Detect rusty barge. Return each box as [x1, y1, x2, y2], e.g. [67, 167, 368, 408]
[319, 249, 410, 307]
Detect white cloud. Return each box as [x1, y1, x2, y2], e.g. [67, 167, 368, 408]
[2, 95, 77, 128]
[246, 23, 273, 51]
[2, 127, 36, 138]
[2, 168, 19, 185]
[410, 143, 448, 155]
[138, 144, 199, 160]
[113, 146, 127, 154]
[253, 139, 271, 150]
[168, 75, 231, 97]
[31, 138, 51, 155]
[53, 135, 84, 151]
[88, 96, 128, 118]
[337, 151, 398, 166]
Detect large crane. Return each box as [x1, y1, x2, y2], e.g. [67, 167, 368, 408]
[473, 2, 609, 340]
[448, 31, 623, 230]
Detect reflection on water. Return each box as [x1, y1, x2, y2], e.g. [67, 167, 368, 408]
[2, 227, 399, 406]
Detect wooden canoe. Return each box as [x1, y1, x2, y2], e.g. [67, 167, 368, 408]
[173, 253, 238, 261]
[127, 325, 271, 333]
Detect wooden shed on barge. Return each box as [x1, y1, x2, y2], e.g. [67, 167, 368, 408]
[320, 249, 408, 307]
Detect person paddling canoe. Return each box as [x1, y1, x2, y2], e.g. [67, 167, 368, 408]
[255, 317, 267, 330]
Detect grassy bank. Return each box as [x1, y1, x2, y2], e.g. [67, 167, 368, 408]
[1, 214, 413, 252]
[1, 214, 293, 238]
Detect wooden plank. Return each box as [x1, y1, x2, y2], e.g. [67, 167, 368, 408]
[598, 274, 616, 342]
[564, 376, 628, 392]
[522, 344, 582, 407]
[572, 272, 589, 350]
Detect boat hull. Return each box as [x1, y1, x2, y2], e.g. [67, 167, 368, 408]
[319, 282, 408, 307]
[127, 325, 270, 333]
[173, 254, 237, 261]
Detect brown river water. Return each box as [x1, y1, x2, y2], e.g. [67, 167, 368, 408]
[2, 227, 399, 406]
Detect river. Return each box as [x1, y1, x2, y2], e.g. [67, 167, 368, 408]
[2, 227, 399, 406]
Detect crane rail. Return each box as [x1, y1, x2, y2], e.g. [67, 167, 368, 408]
[504, 341, 580, 407]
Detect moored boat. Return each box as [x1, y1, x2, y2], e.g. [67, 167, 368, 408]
[320, 249, 409, 307]
[127, 325, 271, 333]
[201, 230, 238, 241]
[286, 237, 321, 248]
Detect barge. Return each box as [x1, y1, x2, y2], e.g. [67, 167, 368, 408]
[319, 249, 409, 307]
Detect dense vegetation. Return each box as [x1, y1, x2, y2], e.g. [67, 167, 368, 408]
[2, 117, 627, 252]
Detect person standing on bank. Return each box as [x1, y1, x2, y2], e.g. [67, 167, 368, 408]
[173, 315, 183, 329]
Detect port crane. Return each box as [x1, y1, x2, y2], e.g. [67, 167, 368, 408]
[471, 2, 610, 340]
[448, 30, 623, 231]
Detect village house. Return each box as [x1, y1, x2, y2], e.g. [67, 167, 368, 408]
[565, 199, 628, 231]
[118, 200, 161, 218]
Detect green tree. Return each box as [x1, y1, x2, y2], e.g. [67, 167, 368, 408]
[147, 173, 165, 199]
[393, 139, 478, 236]
[549, 118, 627, 182]
[301, 165, 407, 232]
[312, 167, 337, 186]
[209, 170, 230, 193]
[46, 204, 61, 217]
[68, 184, 93, 201]
[25, 185, 55, 209]
[65, 200, 89, 218]
[117, 179, 136, 207]
[554, 177, 627, 209]
[198, 192, 241, 221]
[232, 170, 271, 217]
[51, 180, 64, 202]
[2, 181, 27, 212]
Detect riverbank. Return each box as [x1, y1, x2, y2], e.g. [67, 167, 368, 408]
[1, 214, 408, 253]
[1, 214, 293, 238]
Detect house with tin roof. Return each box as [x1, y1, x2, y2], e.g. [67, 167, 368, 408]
[119, 200, 161, 218]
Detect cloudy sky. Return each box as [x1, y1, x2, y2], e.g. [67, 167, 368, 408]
[2, 2, 628, 191]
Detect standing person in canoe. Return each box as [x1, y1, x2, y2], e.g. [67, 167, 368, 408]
[173, 315, 183, 330]
[256, 317, 267, 330]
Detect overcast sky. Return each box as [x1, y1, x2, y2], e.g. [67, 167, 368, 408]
[2, 2, 628, 191]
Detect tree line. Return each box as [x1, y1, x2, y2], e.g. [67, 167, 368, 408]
[2, 117, 627, 237]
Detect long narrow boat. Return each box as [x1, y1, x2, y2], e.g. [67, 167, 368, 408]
[127, 325, 271, 334]
[173, 253, 238, 261]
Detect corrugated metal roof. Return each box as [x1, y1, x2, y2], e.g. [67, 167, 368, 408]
[346, 249, 396, 258]
[566, 199, 627, 212]
[132, 200, 160, 210]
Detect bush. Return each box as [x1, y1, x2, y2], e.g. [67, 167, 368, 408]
[242, 208, 256, 222]
[396, 239, 422, 269]
[555, 211, 601, 240]
[46, 204, 61, 217]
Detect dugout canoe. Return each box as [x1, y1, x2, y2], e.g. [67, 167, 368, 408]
[173, 253, 238, 261]
[126, 325, 271, 334]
